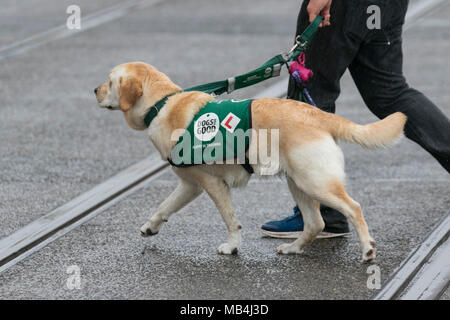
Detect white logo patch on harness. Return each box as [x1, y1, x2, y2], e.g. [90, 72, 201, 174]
[194, 112, 219, 141]
[221, 112, 241, 133]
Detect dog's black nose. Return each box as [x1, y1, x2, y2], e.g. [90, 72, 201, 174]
[94, 87, 98, 95]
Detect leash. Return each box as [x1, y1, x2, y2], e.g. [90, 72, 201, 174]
[183, 15, 323, 96]
[144, 16, 323, 127]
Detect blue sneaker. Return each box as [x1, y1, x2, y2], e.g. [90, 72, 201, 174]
[260, 206, 350, 239]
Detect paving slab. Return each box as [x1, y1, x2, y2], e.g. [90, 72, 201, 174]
[0, 0, 125, 47]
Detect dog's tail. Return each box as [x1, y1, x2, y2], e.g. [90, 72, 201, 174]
[326, 112, 407, 149]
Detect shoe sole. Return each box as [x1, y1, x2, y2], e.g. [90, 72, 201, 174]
[260, 228, 350, 239]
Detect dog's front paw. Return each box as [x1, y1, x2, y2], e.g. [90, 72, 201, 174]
[276, 243, 303, 255]
[217, 243, 239, 255]
[362, 240, 376, 262]
[140, 223, 159, 237]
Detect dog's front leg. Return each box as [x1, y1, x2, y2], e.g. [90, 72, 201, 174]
[140, 179, 202, 237]
[201, 178, 242, 255]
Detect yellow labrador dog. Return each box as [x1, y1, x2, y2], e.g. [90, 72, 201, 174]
[95, 62, 407, 261]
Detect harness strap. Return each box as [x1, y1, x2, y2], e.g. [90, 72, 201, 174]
[143, 91, 180, 127]
[241, 160, 254, 175]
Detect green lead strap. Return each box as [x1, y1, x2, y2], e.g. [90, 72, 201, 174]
[288, 15, 323, 60]
[144, 16, 323, 128]
[184, 16, 323, 96]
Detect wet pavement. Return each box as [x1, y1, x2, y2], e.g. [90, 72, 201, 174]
[0, 0, 449, 299]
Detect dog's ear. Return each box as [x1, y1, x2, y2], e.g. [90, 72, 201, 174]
[119, 77, 143, 112]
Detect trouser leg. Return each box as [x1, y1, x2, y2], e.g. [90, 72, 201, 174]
[348, 2, 450, 173]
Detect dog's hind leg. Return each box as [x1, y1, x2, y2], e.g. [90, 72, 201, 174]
[313, 181, 376, 262]
[285, 139, 375, 261]
[140, 179, 202, 237]
[276, 176, 325, 255]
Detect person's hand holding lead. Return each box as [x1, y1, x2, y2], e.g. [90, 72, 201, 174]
[307, 0, 332, 26]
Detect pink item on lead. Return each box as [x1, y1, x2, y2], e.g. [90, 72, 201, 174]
[289, 52, 313, 82]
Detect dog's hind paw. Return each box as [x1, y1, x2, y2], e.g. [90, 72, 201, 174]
[276, 243, 303, 255]
[362, 240, 376, 262]
[217, 243, 239, 255]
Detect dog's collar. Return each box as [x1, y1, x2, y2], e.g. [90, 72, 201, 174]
[144, 91, 181, 127]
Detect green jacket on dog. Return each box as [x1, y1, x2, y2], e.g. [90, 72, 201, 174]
[169, 99, 253, 171]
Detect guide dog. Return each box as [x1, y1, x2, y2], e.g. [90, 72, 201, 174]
[95, 62, 407, 261]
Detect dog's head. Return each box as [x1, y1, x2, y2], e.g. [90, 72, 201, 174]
[94, 62, 181, 130]
[94, 62, 149, 112]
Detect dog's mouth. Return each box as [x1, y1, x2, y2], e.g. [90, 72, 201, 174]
[104, 105, 120, 110]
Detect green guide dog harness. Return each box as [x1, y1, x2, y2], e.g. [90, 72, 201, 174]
[170, 99, 253, 170]
[144, 96, 254, 174]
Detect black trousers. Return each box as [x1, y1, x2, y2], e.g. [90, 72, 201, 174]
[289, 0, 450, 226]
